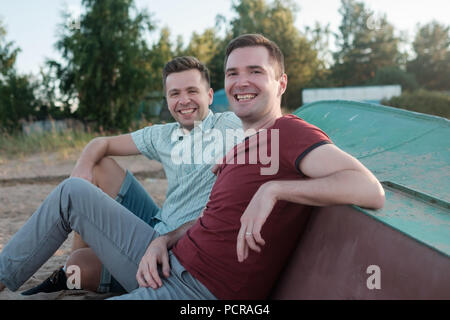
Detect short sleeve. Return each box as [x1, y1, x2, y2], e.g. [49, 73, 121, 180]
[277, 115, 332, 175]
[131, 125, 162, 161]
[212, 112, 243, 131]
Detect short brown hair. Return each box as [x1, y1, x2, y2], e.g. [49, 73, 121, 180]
[224, 34, 285, 78]
[162, 56, 210, 91]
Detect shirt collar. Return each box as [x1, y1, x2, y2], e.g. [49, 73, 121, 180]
[174, 110, 215, 138]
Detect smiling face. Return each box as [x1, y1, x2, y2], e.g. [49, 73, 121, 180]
[165, 69, 213, 131]
[224, 46, 287, 129]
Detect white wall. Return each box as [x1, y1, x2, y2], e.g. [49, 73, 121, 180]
[302, 85, 402, 104]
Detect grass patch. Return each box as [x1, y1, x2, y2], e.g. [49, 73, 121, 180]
[0, 129, 99, 161]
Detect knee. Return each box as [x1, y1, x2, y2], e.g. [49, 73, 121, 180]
[60, 177, 92, 198]
[66, 248, 102, 292]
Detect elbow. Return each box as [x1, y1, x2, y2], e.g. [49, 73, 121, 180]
[370, 182, 385, 210]
[92, 136, 107, 144]
[374, 188, 385, 210]
[91, 136, 109, 150]
[355, 180, 385, 210]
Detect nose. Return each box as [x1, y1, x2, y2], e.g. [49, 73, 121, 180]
[235, 74, 250, 88]
[178, 92, 191, 105]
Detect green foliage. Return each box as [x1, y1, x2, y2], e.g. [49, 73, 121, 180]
[332, 0, 401, 86]
[407, 21, 450, 90]
[0, 22, 19, 76]
[2, 0, 449, 137]
[147, 27, 174, 93]
[32, 64, 71, 121]
[208, 38, 230, 91]
[381, 90, 450, 118]
[207, 20, 233, 93]
[184, 28, 222, 67]
[0, 21, 38, 132]
[54, 0, 155, 130]
[0, 72, 37, 131]
[369, 66, 419, 91]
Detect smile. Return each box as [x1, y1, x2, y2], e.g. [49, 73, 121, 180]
[178, 108, 197, 114]
[235, 94, 257, 102]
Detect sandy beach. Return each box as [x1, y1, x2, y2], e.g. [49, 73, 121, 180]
[0, 152, 167, 300]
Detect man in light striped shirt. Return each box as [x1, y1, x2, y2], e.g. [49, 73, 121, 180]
[19, 56, 242, 296]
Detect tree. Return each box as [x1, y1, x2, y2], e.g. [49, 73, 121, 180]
[33, 64, 69, 120]
[184, 28, 222, 67]
[207, 15, 234, 92]
[54, 0, 154, 130]
[0, 22, 19, 77]
[407, 21, 450, 90]
[304, 22, 333, 69]
[0, 73, 37, 131]
[147, 27, 174, 92]
[332, 0, 401, 86]
[0, 20, 37, 131]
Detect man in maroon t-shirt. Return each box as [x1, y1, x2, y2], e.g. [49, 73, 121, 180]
[134, 34, 385, 299]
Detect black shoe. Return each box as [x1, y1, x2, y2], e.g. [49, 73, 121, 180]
[21, 267, 68, 296]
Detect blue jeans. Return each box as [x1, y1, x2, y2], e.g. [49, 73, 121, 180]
[0, 178, 216, 299]
[98, 171, 160, 293]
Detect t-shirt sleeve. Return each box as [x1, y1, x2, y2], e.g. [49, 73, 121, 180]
[278, 116, 332, 176]
[131, 125, 162, 161]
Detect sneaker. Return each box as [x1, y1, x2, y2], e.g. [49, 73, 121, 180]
[21, 267, 68, 296]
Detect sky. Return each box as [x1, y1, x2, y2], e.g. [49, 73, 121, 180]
[0, 0, 449, 75]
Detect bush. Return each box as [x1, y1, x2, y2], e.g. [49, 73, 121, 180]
[381, 90, 450, 118]
[369, 66, 419, 91]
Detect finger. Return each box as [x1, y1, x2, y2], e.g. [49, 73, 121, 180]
[245, 232, 261, 253]
[251, 223, 266, 247]
[161, 252, 171, 278]
[236, 224, 247, 262]
[143, 268, 158, 289]
[136, 268, 148, 288]
[243, 221, 261, 253]
[148, 259, 163, 288]
[136, 270, 144, 287]
[141, 259, 158, 289]
[244, 240, 249, 261]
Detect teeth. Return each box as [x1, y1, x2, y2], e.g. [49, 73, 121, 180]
[236, 94, 256, 101]
[179, 109, 195, 114]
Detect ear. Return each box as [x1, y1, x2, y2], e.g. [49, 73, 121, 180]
[278, 73, 287, 97]
[208, 88, 214, 105]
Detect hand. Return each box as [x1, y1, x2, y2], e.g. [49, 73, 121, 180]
[211, 163, 220, 175]
[236, 182, 278, 262]
[136, 235, 171, 289]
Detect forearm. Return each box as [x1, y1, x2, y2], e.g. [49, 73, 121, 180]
[269, 169, 385, 209]
[76, 137, 109, 168]
[159, 219, 197, 249]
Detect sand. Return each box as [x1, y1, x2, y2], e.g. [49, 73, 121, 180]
[0, 152, 168, 300]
